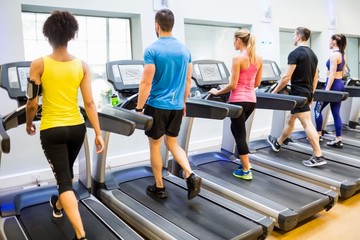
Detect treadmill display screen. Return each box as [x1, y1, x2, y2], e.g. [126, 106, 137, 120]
[198, 64, 222, 82]
[118, 64, 144, 85]
[18, 67, 30, 92]
[8, 67, 19, 89]
[262, 63, 276, 79]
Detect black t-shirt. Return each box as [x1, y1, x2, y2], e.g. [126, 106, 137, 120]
[288, 46, 318, 95]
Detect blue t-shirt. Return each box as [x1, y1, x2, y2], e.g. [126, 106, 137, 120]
[144, 37, 192, 110]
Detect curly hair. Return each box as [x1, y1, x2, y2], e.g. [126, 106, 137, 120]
[43, 10, 79, 47]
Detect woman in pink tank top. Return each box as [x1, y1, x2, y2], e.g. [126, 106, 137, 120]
[209, 28, 263, 180]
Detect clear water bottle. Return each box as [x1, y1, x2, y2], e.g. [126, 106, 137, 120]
[194, 90, 202, 99]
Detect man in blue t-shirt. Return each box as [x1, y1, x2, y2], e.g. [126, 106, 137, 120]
[267, 27, 326, 167]
[136, 8, 201, 199]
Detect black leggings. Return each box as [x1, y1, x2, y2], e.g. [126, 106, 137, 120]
[40, 124, 86, 194]
[229, 102, 256, 155]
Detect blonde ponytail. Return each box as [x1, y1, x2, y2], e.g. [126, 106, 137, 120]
[234, 28, 257, 64]
[247, 34, 256, 64]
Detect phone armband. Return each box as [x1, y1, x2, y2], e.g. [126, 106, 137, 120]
[26, 80, 42, 100]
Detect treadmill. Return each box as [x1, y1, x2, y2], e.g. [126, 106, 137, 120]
[324, 69, 360, 147]
[170, 59, 338, 231]
[90, 60, 274, 240]
[280, 88, 360, 167]
[297, 66, 360, 151]
[340, 65, 360, 131]
[247, 60, 360, 199]
[0, 62, 143, 240]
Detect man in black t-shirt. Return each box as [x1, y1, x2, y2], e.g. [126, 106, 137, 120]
[267, 27, 326, 167]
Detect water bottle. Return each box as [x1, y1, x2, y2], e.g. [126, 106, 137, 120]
[194, 90, 202, 99]
[111, 94, 119, 107]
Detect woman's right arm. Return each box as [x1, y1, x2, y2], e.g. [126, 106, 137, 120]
[25, 58, 43, 135]
[209, 56, 241, 95]
[80, 61, 104, 154]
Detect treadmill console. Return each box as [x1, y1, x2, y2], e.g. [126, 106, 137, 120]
[343, 65, 360, 87]
[258, 60, 282, 92]
[257, 60, 293, 94]
[106, 60, 144, 95]
[106, 60, 145, 109]
[191, 60, 230, 102]
[192, 60, 229, 88]
[0, 61, 31, 103]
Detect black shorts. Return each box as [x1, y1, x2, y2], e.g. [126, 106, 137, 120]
[144, 105, 183, 140]
[290, 92, 313, 114]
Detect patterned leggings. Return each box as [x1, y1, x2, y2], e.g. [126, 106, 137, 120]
[314, 78, 345, 136]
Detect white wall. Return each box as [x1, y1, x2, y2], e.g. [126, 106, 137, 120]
[1, 0, 360, 189]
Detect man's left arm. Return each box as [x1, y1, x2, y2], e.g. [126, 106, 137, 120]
[184, 63, 192, 102]
[312, 66, 319, 93]
[136, 64, 155, 111]
[183, 63, 192, 116]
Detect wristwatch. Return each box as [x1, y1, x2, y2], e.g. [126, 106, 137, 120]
[135, 108, 143, 112]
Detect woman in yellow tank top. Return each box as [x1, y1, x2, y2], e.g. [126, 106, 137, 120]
[25, 11, 104, 240]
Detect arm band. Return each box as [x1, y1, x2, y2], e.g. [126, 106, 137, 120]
[26, 80, 42, 100]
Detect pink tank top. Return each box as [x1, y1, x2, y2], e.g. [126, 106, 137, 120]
[228, 63, 258, 103]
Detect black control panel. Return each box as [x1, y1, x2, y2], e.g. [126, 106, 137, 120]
[0, 61, 31, 105]
[106, 60, 144, 96]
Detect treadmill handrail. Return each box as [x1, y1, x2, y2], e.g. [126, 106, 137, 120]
[102, 105, 153, 131]
[1, 105, 136, 153]
[3, 105, 31, 131]
[314, 89, 349, 102]
[80, 106, 136, 136]
[344, 86, 360, 97]
[190, 97, 243, 118]
[186, 98, 229, 120]
[0, 119, 10, 154]
[255, 92, 298, 110]
[2, 104, 136, 136]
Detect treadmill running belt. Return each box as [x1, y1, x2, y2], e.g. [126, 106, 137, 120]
[197, 161, 329, 211]
[340, 129, 360, 139]
[3, 217, 27, 240]
[119, 176, 262, 240]
[298, 138, 360, 157]
[19, 202, 119, 240]
[256, 147, 360, 181]
[328, 126, 360, 139]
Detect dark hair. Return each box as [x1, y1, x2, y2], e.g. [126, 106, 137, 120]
[155, 9, 174, 32]
[43, 11, 79, 47]
[295, 27, 311, 41]
[331, 34, 347, 54]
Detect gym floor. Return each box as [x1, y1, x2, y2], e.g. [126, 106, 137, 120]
[268, 192, 360, 240]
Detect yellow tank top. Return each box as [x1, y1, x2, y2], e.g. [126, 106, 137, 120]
[40, 56, 85, 130]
